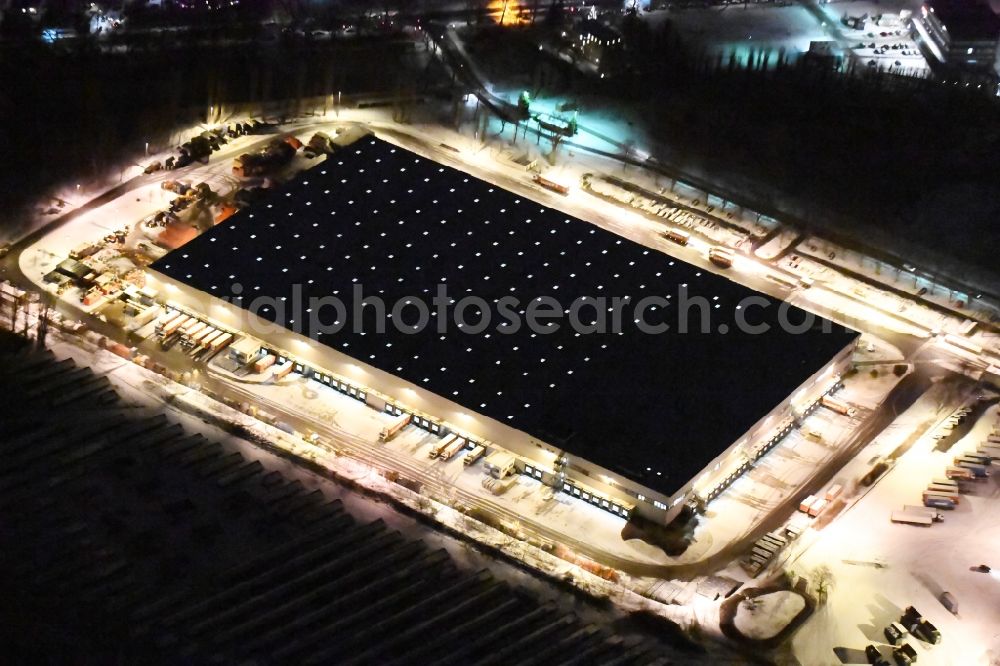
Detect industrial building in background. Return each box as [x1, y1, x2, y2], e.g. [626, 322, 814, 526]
[914, 0, 1000, 76]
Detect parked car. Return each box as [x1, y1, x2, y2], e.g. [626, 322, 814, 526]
[143, 161, 162, 174]
[885, 622, 906, 645]
[866, 644, 890, 665]
[914, 619, 940, 644]
[893, 643, 917, 665]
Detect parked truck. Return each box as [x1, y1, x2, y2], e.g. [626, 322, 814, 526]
[957, 453, 991, 466]
[891, 511, 933, 527]
[232, 138, 297, 177]
[903, 505, 943, 521]
[209, 332, 233, 352]
[923, 489, 959, 504]
[379, 413, 411, 443]
[893, 643, 917, 665]
[955, 459, 990, 478]
[708, 247, 734, 268]
[161, 314, 190, 337]
[199, 330, 223, 350]
[945, 465, 976, 480]
[922, 494, 956, 510]
[926, 485, 960, 500]
[154, 310, 181, 335]
[821, 394, 857, 416]
[191, 327, 216, 346]
[884, 622, 907, 645]
[912, 619, 940, 644]
[662, 228, 690, 246]
[532, 173, 570, 196]
[463, 444, 487, 466]
[130, 304, 162, 329]
[428, 433, 458, 458]
[436, 436, 467, 461]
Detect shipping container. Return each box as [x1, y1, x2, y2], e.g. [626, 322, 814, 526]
[428, 433, 458, 458]
[924, 488, 960, 503]
[808, 498, 828, 517]
[821, 394, 856, 416]
[662, 228, 690, 245]
[161, 314, 190, 336]
[252, 353, 276, 374]
[945, 465, 975, 480]
[708, 247, 734, 268]
[436, 436, 467, 461]
[209, 333, 233, 351]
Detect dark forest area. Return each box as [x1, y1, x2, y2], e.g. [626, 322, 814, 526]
[0, 34, 441, 223]
[1, 15, 998, 288]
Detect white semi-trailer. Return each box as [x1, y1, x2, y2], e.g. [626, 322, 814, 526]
[379, 413, 412, 443]
[891, 511, 933, 527]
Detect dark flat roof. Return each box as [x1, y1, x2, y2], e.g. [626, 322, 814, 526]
[153, 135, 857, 496]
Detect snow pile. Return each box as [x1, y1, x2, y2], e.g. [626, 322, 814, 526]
[734, 591, 805, 640]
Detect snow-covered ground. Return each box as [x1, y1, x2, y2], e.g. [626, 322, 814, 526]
[208, 358, 673, 565]
[797, 236, 1000, 337]
[693, 362, 903, 570]
[734, 590, 805, 640]
[786, 392, 1000, 666]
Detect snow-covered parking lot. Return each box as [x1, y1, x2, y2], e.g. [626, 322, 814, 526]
[790, 402, 1000, 665]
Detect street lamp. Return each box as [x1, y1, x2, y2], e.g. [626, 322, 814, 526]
[145, 141, 149, 157]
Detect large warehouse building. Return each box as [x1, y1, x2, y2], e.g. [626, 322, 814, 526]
[148, 133, 858, 524]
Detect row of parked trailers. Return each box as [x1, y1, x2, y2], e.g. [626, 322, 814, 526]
[797, 484, 843, 518]
[154, 310, 233, 357]
[917, 448, 996, 511]
[742, 525, 802, 576]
